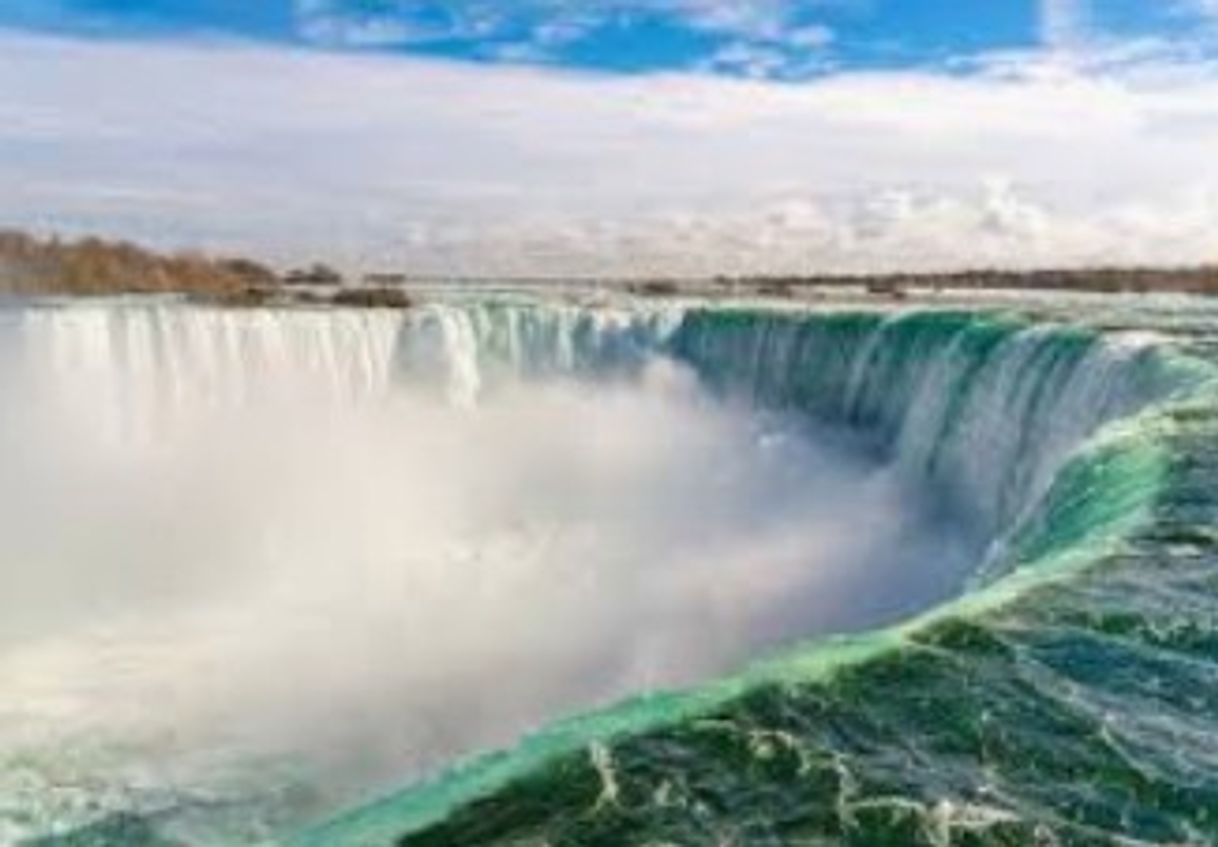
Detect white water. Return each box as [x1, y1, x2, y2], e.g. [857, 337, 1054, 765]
[0, 304, 978, 843]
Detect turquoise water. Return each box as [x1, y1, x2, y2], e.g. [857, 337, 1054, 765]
[291, 299, 1218, 846]
[10, 295, 1218, 846]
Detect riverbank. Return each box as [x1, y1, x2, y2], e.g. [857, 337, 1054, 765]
[4, 229, 1217, 304]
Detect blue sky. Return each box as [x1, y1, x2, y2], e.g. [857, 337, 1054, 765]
[1, 2, 1217, 274]
[2, 1, 1215, 79]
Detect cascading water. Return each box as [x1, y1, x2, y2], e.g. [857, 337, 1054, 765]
[1, 296, 1212, 846]
[668, 309, 1187, 577]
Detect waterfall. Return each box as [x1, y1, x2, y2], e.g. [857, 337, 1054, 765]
[2, 300, 1189, 573]
[2, 297, 1207, 847]
[668, 309, 1190, 571]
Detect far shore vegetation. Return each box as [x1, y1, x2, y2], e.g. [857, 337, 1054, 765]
[3, 228, 1217, 303]
[0, 230, 412, 308]
[0, 229, 278, 297]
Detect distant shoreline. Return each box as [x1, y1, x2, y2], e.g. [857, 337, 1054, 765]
[4, 229, 1217, 303]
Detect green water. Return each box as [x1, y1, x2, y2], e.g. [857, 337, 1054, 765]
[18, 297, 1218, 846]
[288, 301, 1218, 847]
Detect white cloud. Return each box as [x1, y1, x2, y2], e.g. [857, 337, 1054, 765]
[1041, 0, 1091, 50]
[1186, 0, 1218, 17]
[674, 0, 792, 42]
[702, 42, 792, 79]
[1, 29, 1217, 276]
[787, 25, 834, 50]
[292, 1, 832, 61]
[295, 0, 506, 46]
[288, 1, 838, 79]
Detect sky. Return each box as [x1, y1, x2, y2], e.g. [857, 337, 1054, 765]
[1, 1, 1217, 275]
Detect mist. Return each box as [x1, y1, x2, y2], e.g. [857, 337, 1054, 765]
[0, 308, 979, 839]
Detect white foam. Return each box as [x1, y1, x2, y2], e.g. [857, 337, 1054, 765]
[0, 302, 974, 842]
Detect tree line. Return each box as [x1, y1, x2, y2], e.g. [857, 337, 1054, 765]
[0, 230, 278, 296]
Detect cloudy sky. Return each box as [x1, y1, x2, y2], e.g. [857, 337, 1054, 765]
[2, 1, 1218, 276]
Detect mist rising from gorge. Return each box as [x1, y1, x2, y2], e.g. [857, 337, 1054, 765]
[0, 309, 977, 835]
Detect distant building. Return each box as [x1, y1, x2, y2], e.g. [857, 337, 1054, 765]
[866, 278, 906, 299]
[284, 263, 343, 286]
[362, 272, 409, 286]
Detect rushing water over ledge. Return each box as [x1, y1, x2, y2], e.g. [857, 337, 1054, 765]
[2, 296, 1215, 846]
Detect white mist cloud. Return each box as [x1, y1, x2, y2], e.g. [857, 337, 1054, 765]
[1, 29, 1217, 274]
[0, 309, 975, 839]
